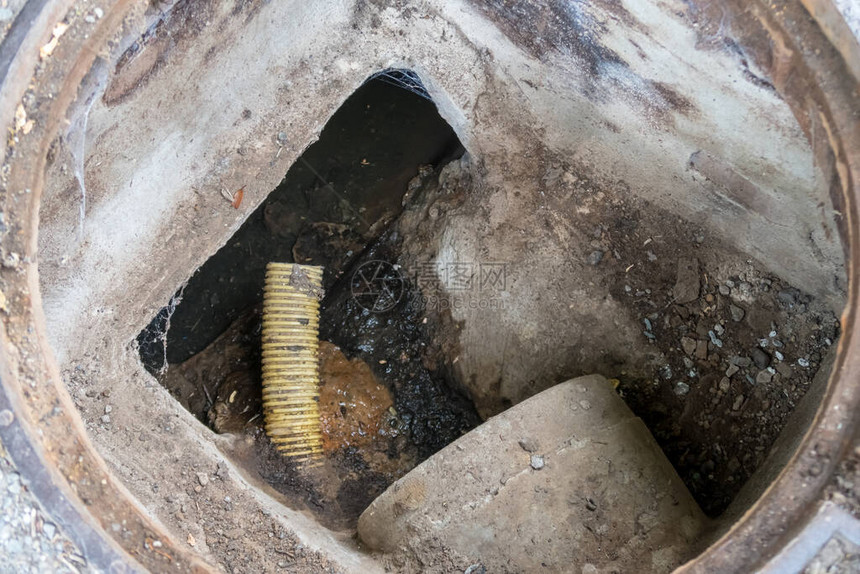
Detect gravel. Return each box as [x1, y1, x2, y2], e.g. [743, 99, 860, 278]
[0, 440, 88, 574]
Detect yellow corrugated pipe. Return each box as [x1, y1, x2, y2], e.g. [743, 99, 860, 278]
[261, 263, 324, 466]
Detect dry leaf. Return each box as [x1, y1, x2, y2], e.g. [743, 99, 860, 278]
[40, 22, 69, 59]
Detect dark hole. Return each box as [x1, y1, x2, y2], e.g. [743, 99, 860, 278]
[136, 70, 479, 529]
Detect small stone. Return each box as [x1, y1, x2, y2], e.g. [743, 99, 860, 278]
[718, 284, 731, 296]
[682, 357, 694, 369]
[708, 330, 723, 348]
[277, 131, 288, 145]
[104, 405, 112, 414]
[774, 351, 784, 362]
[730, 355, 752, 368]
[465, 565, 487, 574]
[729, 305, 745, 322]
[733, 281, 754, 301]
[43, 522, 56, 539]
[672, 258, 700, 303]
[777, 289, 798, 307]
[94, 7, 104, 18]
[674, 382, 690, 396]
[518, 438, 539, 453]
[719, 377, 731, 392]
[197, 472, 209, 487]
[579, 400, 591, 410]
[7, 474, 20, 494]
[681, 337, 697, 356]
[725, 364, 739, 378]
[732, 395, 745, 411]
[100, 414, 111, 424]
[695, 340, 708, 360]
[776, 362, 792, 378]
[756, 370, 774, 384]
[587, 250, 604, 266]
[0, 8, 13, 22]
[797, 357, 810, 368]
[0, 409, 13, 427]
[530, 455, 545, 470]
[751, 348, 771, 369]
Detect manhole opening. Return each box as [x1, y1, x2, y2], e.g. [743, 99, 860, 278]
[133, 68, 842, 531]
[136, 71, 479, 529]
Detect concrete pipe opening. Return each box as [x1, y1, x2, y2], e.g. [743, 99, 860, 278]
[0, 0, 859, 573]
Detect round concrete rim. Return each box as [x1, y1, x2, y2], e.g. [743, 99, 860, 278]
[0, 0, 857, 572]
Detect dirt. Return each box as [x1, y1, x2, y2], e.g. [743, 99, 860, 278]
[153, 136, 839, 533]
[148, 75, 475, 530]
[140, 36, 840, 544]
[391, 153, 841, 518]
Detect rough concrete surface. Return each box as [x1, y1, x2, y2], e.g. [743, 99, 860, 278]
[0, 0, 854, 571]
[358, 375, 707, 573]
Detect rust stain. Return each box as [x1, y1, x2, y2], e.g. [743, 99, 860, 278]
[318, 341, 394, 454]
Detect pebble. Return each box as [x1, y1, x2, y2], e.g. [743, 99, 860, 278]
[756, 370, 774, 384]
[774, 351, 784, 362]
[277, 131, 288, 145]
[719, 377, 731, 392]
[587, 250, 604, 265]
[798, 358, 810, 368]
[518, 438, 539, 453]
[733, 395, 745, 411]
[751, 348, 771, 369]
[197, 472, 209, 487]
[43, 523, 56, 539]
[725, 364, 739, 378]
[708, 330, 723, 348]
[0, 8, 13, 21]
[672, 257, 701, 303]
[730, 355, 752, 368]
[729, 304, 745, 322]
[104, 405, 112, 414]
[718, 284, 731, 296]
[681, 337, 697, 356]
[734, 282, 754, 301]
[674, 382, 690, 396]
[530, 455, 545, 470]
[100, 414, 111, 424]
[695, 340, 708, 360]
